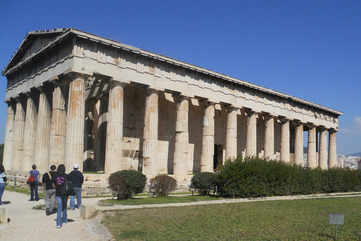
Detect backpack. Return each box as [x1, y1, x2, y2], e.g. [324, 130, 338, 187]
[55, 175, 73, 195]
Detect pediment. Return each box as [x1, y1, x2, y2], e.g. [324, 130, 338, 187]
[3, 29, 69, 75]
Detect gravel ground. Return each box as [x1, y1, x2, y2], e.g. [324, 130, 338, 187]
[0, 191, 113, 241]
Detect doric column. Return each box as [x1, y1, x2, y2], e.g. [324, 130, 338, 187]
[294, 122, 304, 166]
[307, 126, 317, 168]
[200, 102, 215, 172]
[142, 88, 159, 177]
[49, 84, 66, 165]
[12, 98, 26, 172]
[34, 90, 51, 173]
[23, 93, 38, 172]
[328, 130, 337, 168]
[105, 82, 125, 174]
[65, 74, 85, 171]
[264, 114, 274, 160]
[280, 118, 290, 163]
[246, 110, 257, 157]
[319, 128, 328, 169]
[3, 102, 15, 171]
[173, 96, 190, 176]
[225, 107, 237, 161]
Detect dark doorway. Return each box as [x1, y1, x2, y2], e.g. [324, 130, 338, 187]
[214, 144, 223, 170]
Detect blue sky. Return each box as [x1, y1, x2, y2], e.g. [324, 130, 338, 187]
[0, 0, 360, 154]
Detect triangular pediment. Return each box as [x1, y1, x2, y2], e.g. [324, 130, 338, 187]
[3, 28, 69, 75]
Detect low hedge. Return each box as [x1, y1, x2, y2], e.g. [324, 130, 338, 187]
[216, 157, 361, 198]
[109, 170, 146, 200]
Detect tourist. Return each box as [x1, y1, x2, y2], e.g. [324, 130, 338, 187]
[68, 163, 84, 209]
[55, 164, 68, 228]
[28, 164, 40, 201]
[0, 165, 7, 205]
[42, 165, 57, 215]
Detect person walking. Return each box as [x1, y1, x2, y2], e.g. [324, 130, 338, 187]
[42, 165, 57, 215]
[68, 164, 84, 209]
[54, 164, 68, 228]
[0, 165, 7, 205]
[28, 164, 40, 201]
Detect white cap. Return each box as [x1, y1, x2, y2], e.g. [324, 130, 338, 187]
[74, 164, 79, 169]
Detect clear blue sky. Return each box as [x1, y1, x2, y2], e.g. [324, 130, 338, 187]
[1, 0, 360, 154]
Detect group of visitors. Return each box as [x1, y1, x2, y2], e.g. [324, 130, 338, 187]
[1, 163, 84, 229]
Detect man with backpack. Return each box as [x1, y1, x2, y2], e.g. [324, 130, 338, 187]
[68, 164, 84, 209]
[42, 165, 57, 215]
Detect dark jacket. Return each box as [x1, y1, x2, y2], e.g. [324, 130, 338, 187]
[42, 171, 57, 190]
[55, 173, 68, 197]
[68, 170, 84, 188]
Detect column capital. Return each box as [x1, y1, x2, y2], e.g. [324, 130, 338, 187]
[329, 128, 338, 134]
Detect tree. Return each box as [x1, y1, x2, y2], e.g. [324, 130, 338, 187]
[0, 144, 4, 165]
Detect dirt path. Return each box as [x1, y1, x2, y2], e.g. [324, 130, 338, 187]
[0, 191, 112, 241]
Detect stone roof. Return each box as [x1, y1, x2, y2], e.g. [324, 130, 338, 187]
[2, 28, 343, 116]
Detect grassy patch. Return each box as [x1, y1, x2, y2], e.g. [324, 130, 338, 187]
[103, 197, 361, 241]
[99, 195, 219, 206]
[5, 185, 44, 199]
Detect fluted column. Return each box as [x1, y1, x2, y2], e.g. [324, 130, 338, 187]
[328, 130, 337, 168]
[49, 85, 66, 165]
[200, 102, 215, 172]
[34, 90, 51, 173]
[246, 111, 257, 157]
[3, 102, 15, 171]
[294, 122, 304, 166]
[65, 74, 85, 171]
[12, 99, 26, 172]
[173, 96, 190, 176]
[23, 94, 38, 172]
[307, 126, 317, 168]
[264, 115, 275, 160]
[142, 88, 159, 177]
[105, 82, 125, 174]
[225, 107, 237, 161]
[280, 119, 290, 163]
[319, 128, 328, 169]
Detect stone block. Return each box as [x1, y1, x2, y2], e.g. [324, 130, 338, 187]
[80, 205, 97, 219]
[0, 207, 8, 224]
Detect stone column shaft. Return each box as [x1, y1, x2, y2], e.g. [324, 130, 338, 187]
[35, 91, 51, 173]
[3, 103, 15, 171]
[246, 111, 257, 157]
[49, 86, 66, 165]
[173, 97, 190, 176]
[319, 129, 328, 169]
[225, 108, 237, 161]
[105, 83, 125, 174]
[23, 95, 37, 172]
[328, 131, 337, 168]
[280, 120, 290, 162]
[142, 89, 159, 177]
[294, 123, 304, 166]
[264, 116, 274, 160]
[65, 75, 85, 171]
[307, 127, 317, 168]
[12, 100, 26, 172]
[200, 103, 215, 172]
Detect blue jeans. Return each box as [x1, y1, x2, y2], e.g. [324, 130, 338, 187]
[70, 187, 82, 209]
[56, 196, 67, 227]
[30, 182, 39, 201]
[0, 183, 5, 205]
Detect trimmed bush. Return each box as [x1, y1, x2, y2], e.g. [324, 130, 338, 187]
[190, 172, 217, 195]
[149, 175, 177, 197]
[109, 170, 146, 200]
[216, 157, 361, 198]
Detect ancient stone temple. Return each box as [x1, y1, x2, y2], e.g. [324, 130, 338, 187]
[2, 28, 342, 188]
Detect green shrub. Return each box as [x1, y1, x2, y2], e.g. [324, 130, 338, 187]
[109, 170, 146, 200]
[215, 157, 361, 198]
[190, 172, 217, 195]
[149, 174, 177, 197]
